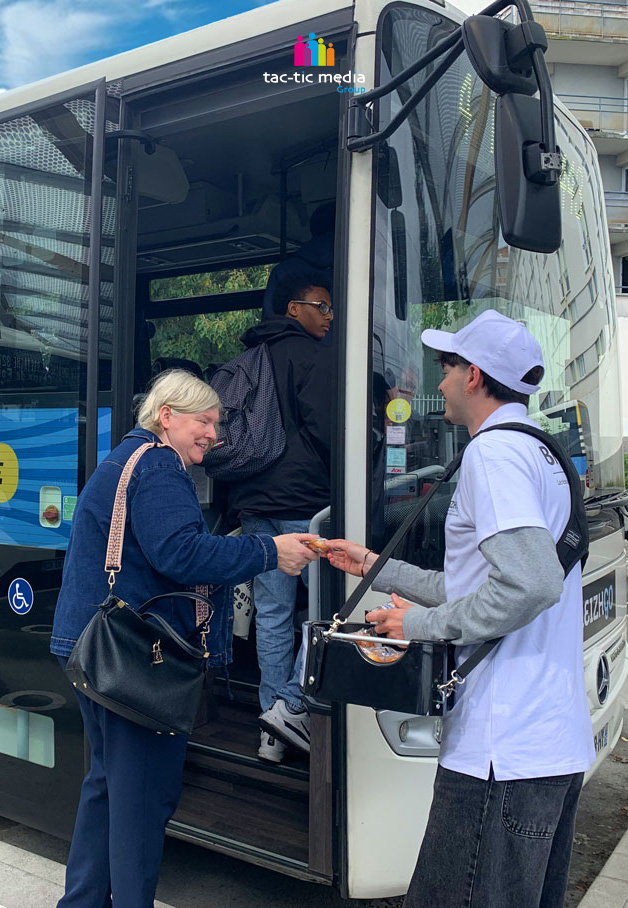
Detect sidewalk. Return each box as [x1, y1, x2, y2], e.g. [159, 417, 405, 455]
[0, 840, 173, 908]
[0, 829, 627, 907]
[577, 827, 628, 908]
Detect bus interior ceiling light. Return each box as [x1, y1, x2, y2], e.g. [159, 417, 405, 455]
[347, 0, 562, 255]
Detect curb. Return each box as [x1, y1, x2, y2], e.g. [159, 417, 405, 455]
[577, 826, 628, 907]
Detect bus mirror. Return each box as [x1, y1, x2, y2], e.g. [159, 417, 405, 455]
[462, 16, 545, 97]
[391, 209, 407, 320]
[494, 92, 561, 254]
[136, 144, 189, 204]
[378, 142, 403, 210]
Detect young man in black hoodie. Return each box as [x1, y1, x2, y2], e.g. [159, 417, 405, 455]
[232, 273, 333, 763]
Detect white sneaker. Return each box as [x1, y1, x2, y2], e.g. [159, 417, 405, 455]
[260, 699, 310, 754]
[258, 731, 285, 763]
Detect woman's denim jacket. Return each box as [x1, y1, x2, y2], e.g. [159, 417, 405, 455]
[51, 428, 277, 666]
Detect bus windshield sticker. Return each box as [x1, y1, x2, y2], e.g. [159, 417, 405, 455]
[386, 399, 412, 424]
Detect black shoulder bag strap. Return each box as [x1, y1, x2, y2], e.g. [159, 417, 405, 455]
[330, 422, 588, 691]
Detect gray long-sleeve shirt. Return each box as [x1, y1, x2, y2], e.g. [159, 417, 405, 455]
[371, 526, 564, 645]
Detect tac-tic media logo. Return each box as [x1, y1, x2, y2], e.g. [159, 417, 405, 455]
[294, 32, 335, 67]
[263, 34, 366, 94]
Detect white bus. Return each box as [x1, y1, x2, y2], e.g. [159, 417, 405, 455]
[0, 0, 626, 897]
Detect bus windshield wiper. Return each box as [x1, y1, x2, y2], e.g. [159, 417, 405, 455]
[585, 489, 628, 508]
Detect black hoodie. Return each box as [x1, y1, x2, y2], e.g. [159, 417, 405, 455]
[228, 317, 333, 520]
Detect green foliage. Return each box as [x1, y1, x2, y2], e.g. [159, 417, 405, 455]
[151, 265, 272, 301]
[418, 299, 475, 331]
[150, 265, 273, 364]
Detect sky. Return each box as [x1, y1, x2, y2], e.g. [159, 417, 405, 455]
[0, 0, 276, 90]
[0, 0, 488, 92]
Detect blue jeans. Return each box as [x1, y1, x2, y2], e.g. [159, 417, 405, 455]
[241, 516, 309, 712]
[404, 765, 583, 908]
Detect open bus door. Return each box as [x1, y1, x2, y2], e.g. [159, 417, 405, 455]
[0, 78, 117, 836]
[100, 13, 354, 882]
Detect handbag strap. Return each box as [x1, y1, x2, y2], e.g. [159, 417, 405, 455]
[105, 441, 185, 586]
[138, 590, 214, 632]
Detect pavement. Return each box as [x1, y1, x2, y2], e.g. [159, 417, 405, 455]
[0, 839, 173, 908]
[0, 829, 627, 908]
[576, 828, 628, 908]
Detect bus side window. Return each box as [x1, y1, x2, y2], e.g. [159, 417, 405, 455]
[0, 91, 116, 554]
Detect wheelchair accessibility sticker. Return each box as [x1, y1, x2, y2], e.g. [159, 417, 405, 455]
[8, 578, 34, 615]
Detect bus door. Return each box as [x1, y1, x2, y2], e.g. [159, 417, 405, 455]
[105, 13, 353, 881]
[0, 80, 118, 835]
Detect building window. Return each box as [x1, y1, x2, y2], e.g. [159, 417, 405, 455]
[577, 354, 586, 378]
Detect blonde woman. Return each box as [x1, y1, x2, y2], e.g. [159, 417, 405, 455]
[51, 369, 318, 908]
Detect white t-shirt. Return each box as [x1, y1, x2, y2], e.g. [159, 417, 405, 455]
[439, 403, 595, 781]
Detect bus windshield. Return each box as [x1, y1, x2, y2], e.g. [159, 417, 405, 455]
[369, 3, 623, 555]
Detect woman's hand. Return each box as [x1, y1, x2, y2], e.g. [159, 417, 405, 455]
[274, 534, 320, 576]
[366, 593, 415, 639]
[324, 539, 378, 577]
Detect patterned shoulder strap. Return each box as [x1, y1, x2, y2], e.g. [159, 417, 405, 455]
[104, 442, 184, 587]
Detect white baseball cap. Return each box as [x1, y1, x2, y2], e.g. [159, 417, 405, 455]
[421, 309, 544, 394]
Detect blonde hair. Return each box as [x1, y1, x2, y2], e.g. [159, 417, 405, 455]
[137, 369, 220, 434]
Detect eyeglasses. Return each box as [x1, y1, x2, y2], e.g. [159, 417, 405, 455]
[291, 300, 334, 318]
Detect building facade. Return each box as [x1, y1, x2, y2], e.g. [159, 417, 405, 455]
[530, 0, 628, 444]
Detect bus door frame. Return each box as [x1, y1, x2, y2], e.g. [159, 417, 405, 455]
[110, 102, 143, 448]
[0, 74, 114, 804]
[109, 5, 355, 454]
[106, 11, 355, 881]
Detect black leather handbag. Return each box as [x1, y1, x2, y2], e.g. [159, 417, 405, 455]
[303, 424, 588, 715]
[65, 442, 213, 736]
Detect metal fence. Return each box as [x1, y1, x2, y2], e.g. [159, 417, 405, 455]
[412, 395, 444, 416]
[531, 0, 628, 39]
[605, 192, 628, 227]
[558, 94, 628, 134]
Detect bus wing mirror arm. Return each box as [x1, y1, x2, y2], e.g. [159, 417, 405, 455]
[346, 0, 558, 174]
[347, 37, 464, 152]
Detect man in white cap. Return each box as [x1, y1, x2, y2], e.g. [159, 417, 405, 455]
[327, 309, 594, 908]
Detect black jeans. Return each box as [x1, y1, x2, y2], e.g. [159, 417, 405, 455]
[404, 765, 584, 908]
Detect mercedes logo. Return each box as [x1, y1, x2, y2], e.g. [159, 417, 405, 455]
[596, 654, 610, 706]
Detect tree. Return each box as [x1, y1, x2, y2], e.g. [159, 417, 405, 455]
[150, 265, 272, 364]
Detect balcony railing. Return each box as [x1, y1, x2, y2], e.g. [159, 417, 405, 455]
[557, 94, 628, 134]
[605, 191, 628, 228]
[530, 1, 628, 40]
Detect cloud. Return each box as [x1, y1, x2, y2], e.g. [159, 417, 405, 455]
[0, 0, 271, 90]
[0, 1, 117, 87]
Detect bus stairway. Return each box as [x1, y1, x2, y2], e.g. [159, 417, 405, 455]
[172, 691, 310, 863]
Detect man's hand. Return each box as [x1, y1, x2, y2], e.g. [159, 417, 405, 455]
[324, 539, 378, 577]
[366, 593, 416, 639]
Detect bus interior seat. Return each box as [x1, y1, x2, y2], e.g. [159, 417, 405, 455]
[152, 356, 204, 379]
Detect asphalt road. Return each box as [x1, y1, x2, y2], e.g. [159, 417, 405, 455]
[0, 704, 626, 908]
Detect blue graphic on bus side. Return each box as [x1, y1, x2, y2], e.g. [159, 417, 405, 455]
[8, 578, 34, 614]
[0, 407, 111, 551]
